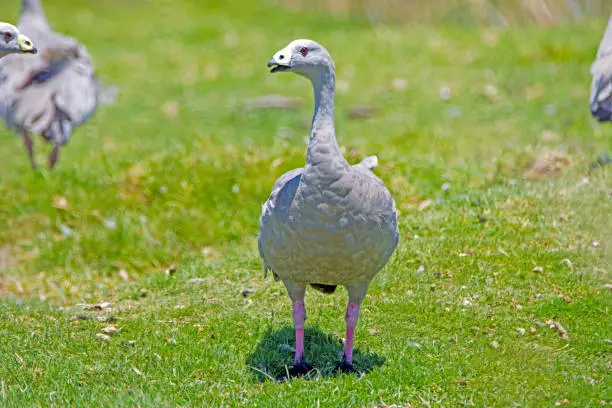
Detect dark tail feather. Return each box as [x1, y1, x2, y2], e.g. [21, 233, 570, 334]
[42, 110, 72, 146]
[310, 284, 337, 294]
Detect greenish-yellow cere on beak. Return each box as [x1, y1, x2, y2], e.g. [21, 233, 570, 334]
[272, 45, 292, 66]
[17, 33, 37, 54]
[268, 45, 293, 73]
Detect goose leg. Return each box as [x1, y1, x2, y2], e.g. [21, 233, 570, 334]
[49, 144, 60, 169]
[21, 130, 36, 169]
[336, 300, 360, 373]
[283, 282, 312, 377]
[336, 283, 369, 373]
[291, 301, 309, 368]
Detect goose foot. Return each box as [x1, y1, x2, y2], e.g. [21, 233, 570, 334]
[277, 360, 314, 381]
[334, 357, 358, 374]
[289, 361, 314, 376]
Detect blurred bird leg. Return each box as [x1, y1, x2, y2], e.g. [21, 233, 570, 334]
[49, 144, 59, 169]
[21, 130, 35, 169]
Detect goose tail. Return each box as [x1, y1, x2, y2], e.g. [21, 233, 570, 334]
[359, 155, 378, 170]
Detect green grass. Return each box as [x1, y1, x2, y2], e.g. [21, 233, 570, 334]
[0, 0, 611, 406]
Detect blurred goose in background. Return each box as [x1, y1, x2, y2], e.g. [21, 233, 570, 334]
[0, 22, 36, 58]
[0, 0, 116, 169]
[590, 15, 612, 121]
[258, 39, 399, 376]
[589, 15, 612, 169]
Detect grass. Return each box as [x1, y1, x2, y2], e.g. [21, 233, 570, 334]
[0, 0, 611, 406]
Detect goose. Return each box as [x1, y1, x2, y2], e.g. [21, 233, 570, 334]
[0, 0, 115, 169]
[0, 22, 36, 58]
[591, 15, 612, 121]
[258, 39, 399, 376]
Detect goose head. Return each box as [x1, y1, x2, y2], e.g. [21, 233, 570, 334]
[267, 39, 334, 79]
[0, 23, 37, 58]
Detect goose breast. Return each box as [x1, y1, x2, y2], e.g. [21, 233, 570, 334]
[259, 164, 398, 286]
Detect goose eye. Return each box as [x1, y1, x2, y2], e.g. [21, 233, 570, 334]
[300, 47, 308, 56]
[3, 33, 12, 41]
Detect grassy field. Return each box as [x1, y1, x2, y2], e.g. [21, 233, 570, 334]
[0, 0, 610, 406]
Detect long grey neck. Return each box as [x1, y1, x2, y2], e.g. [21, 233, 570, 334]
[20, 0, 50, 30]
[305, 68, 346, 172]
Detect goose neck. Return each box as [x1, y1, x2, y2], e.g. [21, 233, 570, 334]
[20, 0, 49, 28]
[312, 70, 335, 122]
[22, 0, 44, 15]
[306, 69, 344, 169]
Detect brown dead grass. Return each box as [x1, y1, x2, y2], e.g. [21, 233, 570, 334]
[276, 0, 608, 25]
[523, 151, 573, 179]
[0, 246, 14, 272]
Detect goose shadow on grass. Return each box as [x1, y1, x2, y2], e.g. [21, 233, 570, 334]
[246, 326, 385, 382]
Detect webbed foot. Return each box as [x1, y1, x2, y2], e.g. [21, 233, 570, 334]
[334, 356, 358, 374]
[276, 360, 314, 381]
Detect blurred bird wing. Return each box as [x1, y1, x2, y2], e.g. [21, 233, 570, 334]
[0, 54, 44, 126]
[591, 16, 612, 77]
[591, 54, 612, 77]
[11, 86, 55, 133]
[54, 59, 99, 126]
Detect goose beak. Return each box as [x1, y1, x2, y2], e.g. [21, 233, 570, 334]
[17, 34, 37, 54]
[268, 58, 291, 73]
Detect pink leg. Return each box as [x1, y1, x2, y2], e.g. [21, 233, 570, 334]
[49, 145, 59, 169]
[282, 300, 312, 378]
[21, 130, 36, 169]
[343, 301, 360, 366]
[292, 301, 306, 364]
[280, 283, 311, 378]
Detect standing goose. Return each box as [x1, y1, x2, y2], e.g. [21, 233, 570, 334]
[0, 22, 36, 58]
[0, 0, 114, 169]
[591, 15, 612, 121]
[258, 39, 399, 376]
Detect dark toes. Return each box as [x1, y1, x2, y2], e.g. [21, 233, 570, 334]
[276, 361, 314, 381]
[290, 361, 314, 376]
[334, 359, 358, 374]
